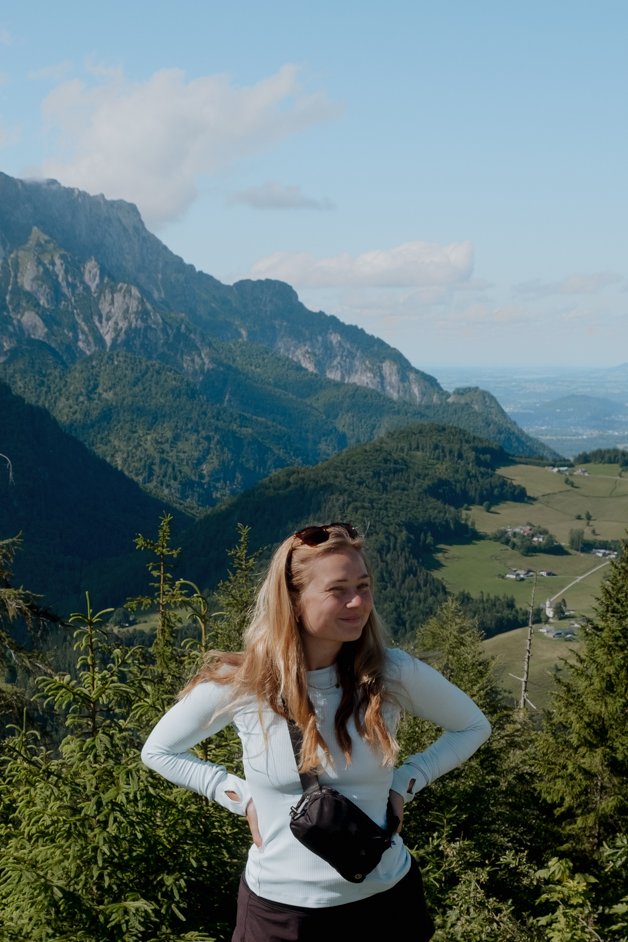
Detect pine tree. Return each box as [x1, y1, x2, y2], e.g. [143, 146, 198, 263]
[536, 541, 628, 854]
[400, 599, 543, 940]
[0, 593, 246, 941]
[533, 539, 628, 938]
[0, 532, 60, 723]
[128, 512, 186, 681]
[208, 523, 261, 653]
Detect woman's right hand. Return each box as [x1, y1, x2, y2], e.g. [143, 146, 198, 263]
[246, 799, 262, 847]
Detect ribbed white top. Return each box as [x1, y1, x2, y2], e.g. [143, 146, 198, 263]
[141, 648, 491, 907]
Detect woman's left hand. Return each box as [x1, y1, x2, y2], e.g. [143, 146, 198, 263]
[388, 789, 404, 833]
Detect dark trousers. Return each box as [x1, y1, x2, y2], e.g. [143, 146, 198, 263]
[232, 857, 435, 942]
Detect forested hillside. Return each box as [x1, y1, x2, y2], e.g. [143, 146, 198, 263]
[1, 389, 531, 635]
[0, 381, 185, 611]
[0, 344, 440, 511]
[178, 423, 528, 638]
[0, 171, 560, 624]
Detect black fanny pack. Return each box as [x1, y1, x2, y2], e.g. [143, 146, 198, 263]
[287, 719, 398, 883]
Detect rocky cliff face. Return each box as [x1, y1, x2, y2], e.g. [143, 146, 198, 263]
[0, 172, 445, 405]
[1, 222, 218, 377]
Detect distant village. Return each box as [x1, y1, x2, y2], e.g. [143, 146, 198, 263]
[548, 465, 590, 476]
[499, 469, 619, 642]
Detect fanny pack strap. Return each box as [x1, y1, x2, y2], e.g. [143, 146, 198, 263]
[287, 717, 319, 790]
[286, 717, 399, 836]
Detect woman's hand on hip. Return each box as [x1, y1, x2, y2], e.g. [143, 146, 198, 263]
[246, 799, 262, 847]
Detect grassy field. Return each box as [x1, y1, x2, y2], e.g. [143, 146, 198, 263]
[433, 538, 610, 617]
[484, 624, 580, 710]
[433, 462, 625, 621]
[430, 462, 627, 706]
[472, 462, 628, 545]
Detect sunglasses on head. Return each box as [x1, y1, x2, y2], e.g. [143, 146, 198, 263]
[293, 522, 359, 546]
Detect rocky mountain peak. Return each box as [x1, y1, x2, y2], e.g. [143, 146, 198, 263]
[0, 172, 446, 405]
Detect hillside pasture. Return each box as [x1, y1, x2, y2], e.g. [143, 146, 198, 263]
[434, 538, 609, 617]
[433, 462, 625, 624]
[484, 624, 580, 710]
[480, 462, 628, 544]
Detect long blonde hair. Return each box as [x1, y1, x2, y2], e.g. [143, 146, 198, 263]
[181, 524, 398, 772]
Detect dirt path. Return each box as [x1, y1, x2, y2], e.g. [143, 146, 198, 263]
[549, 559, 611, 603]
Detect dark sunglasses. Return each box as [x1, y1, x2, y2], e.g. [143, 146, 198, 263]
[293, 522, 359, 546]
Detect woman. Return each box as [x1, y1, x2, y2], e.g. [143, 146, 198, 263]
[142, 523, 491, 941]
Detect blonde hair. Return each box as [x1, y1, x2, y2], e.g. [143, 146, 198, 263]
[181, 525, 398, 772]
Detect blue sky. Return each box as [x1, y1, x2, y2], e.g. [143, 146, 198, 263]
[1, 0, 626, 370]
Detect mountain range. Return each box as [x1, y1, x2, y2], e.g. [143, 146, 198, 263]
[0, 171, 557, 618]
[435, 364, 628, 457]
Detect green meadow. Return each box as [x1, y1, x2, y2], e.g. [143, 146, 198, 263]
[432, 538, 610, 616]
[434, 462, 626, 620]
[473, 462, 628, 545]
[431, 462, 628, 702]
[484, 624, 579, 710]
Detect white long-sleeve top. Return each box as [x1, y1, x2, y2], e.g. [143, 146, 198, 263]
[141, 647, 491, 907]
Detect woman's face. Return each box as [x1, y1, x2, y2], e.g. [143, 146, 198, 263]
[296, 548, 373, 670]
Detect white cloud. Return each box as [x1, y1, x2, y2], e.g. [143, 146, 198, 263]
[558, 272, 623, 294]
[39, 64, 338, 227]
[514, 271, 624, 297]
[228, 181, 335, 210]
[286, 269, 626, 370]
[28, 60, 74, 82]
[422, 301, 532, 333]
[0, 29, 12, 45]
[249, 239, 474, 288]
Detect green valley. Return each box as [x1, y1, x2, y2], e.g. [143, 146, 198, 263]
[435, 461, 626, 617]
[431, 461, 628, 704]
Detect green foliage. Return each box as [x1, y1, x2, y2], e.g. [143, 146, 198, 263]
[206, 524, 261, 653]
[2, 347, 340, 511]
[532, 541, 628, 939]
[0, 532, 40, 644]
[416, 394, 558, 461]
[574, 448, 628, 468]
[426, 832, 540, 941]
[456, 590, 534, 638]
[398, 601, 548, 934]
[0, 532, 61, 727]
[535, 542, 628, 854]
[533, 842, 628, 941]
[1, 366, 539, 629]
[128, 513, 184, 677]
[493, 524, 564, 556]
[0, 340, 549, 526]
[0, 589, 246, 941]
[0, 379, 186, 613]
[2, 516, 628, 940]
[570, 528, 586, 551]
